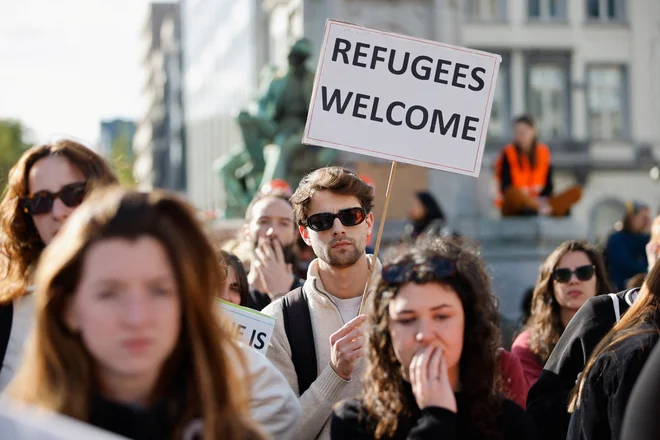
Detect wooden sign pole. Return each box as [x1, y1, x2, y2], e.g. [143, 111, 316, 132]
[359, 160, 397, 314]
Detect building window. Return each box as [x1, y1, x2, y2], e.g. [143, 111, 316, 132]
[586, 65, 628, 140]
[528, 0, 566, 21]
[466, 0, 507, 21]
[487, 55, 511, 140]
[586, 0, 625, 22]
[526, 56, 570, 139]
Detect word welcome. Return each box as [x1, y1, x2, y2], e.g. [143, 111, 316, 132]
[321, 86, 479, 140]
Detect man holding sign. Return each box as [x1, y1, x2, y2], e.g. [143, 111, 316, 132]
[262, 167, 379, 440]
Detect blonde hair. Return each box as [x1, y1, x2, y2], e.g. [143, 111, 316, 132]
[8, 187, 264, 440]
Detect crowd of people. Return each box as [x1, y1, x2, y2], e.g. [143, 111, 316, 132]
[0, 117, 658, 440]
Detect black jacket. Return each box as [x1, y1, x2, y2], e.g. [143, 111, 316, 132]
[621, 340, 660, 440]
[526, 289, 638, 440]
[331, 391, 538, 440]
[88, 394, 202, 440]
[567, 322, 659, 440]
[247, 277, 304, 311]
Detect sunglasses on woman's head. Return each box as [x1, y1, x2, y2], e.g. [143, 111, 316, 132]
[381, 256, 456, 285]
[304, 207, 366, 232]
[552, 265, 595, 283]
[22, 181, 88, 216]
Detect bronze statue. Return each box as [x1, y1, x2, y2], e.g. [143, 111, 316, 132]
[214, 38, 337, 218]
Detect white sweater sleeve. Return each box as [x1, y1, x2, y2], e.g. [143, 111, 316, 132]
[262, 300, 349, 440]
[238, 343, 302, 440]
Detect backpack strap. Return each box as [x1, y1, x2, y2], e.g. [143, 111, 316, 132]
[0, 301, 14, 368]
[282, 286, 317, 395]
[609, 293, 622, 323]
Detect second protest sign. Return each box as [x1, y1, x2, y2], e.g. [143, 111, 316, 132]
[303, 20, 501, 178]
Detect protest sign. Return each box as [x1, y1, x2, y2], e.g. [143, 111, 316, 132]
[217, 299, 276, 354]
[303, 19, 501, 178]
[0, 400, 127, 439]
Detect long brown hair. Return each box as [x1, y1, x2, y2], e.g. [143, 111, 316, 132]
[569, 259, 660, 412]
[359, 237, 501, 439]
[0, 140, 118, 304]
[8, 187, 264, 440]
[526, 240, 611, 365]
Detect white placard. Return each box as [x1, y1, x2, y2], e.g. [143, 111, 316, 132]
[217, 299, 276, 355]
[303, 20, 501, 177]
[0, 400, 128, 439]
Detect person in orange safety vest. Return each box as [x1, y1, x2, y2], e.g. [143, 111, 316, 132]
[495, 115, 582, 217]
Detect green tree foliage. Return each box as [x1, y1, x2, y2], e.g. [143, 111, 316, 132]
[0, 120, 32, 192]
[110, 132, 136, 187]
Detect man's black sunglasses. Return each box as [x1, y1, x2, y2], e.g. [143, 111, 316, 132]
[381, 256, 456, 285]
[552, 265, 595, 284]
[304, 207, 367, 232]
[22, 181, 88, 216]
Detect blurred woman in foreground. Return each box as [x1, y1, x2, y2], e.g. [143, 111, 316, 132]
[7, 188, 265, 440]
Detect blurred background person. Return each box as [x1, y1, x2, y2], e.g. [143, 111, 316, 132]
[0, 140, 118, 390]
[218, 250, 250, 307]
[331, 238, 537, 439]
[241, 189, 302, 310]
[605, 200, 652, 290]
[512, 241, 610, 390]
[494, 115, 582, 217]
[213, 251, 302, 440]
[6, 188, 265, 440]
[401, 191, 454, 242]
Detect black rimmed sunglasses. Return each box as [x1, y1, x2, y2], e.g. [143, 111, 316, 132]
[381, 256, 456, 285]
[552, 265, 595, 284]
[22, 181, 88, 216]
[304, 207, 367, 232]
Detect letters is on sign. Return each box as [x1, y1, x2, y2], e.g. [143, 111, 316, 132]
[217, 299, 276, 355]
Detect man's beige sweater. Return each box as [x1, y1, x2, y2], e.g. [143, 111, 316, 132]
[261, 256, 380, 440]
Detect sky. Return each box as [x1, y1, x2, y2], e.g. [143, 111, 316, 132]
[0, 0, 158, 146]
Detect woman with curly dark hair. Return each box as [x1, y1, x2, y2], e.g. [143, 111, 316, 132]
[512, 240, 610, 390]
[330, 238, 537, 439]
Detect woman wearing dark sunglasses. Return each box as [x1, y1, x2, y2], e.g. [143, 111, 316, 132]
[331, 237, 538, 440]
[0, 139, 117, 390]
[511, 241, 610, 393]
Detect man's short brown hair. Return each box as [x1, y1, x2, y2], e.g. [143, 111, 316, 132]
[291, 166, 375, 225]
